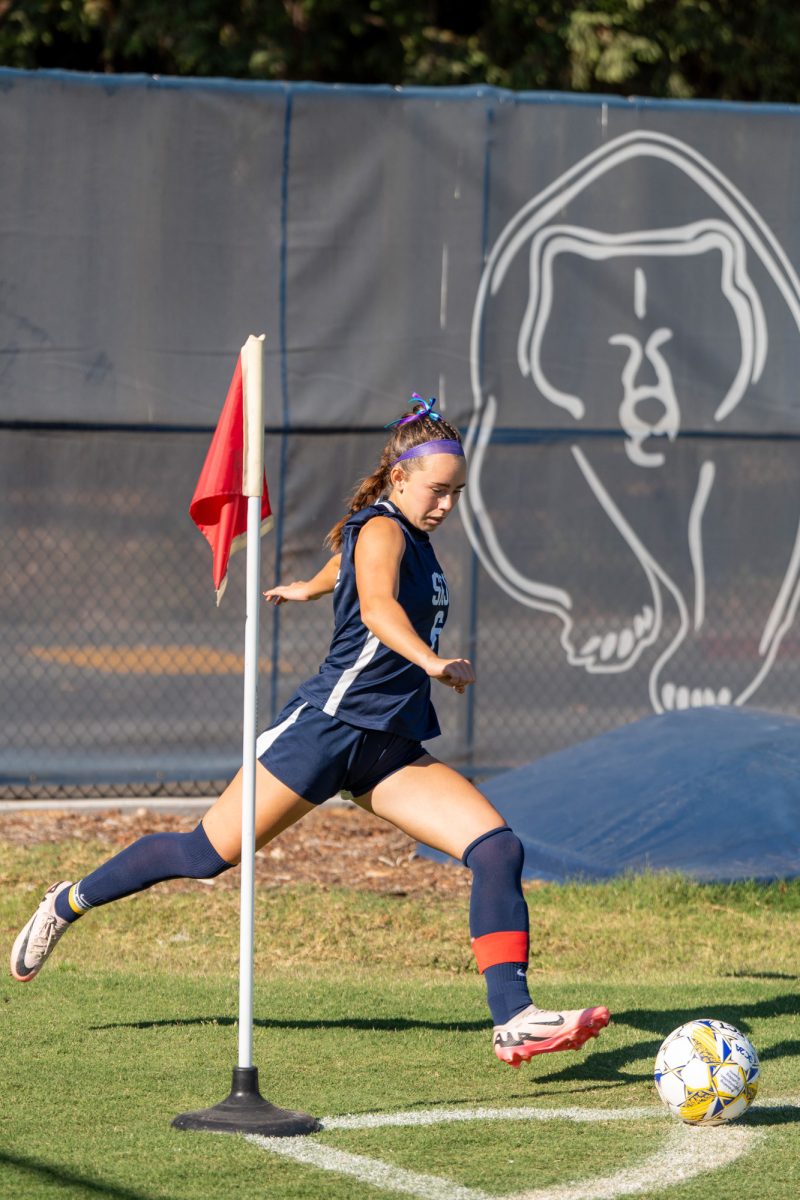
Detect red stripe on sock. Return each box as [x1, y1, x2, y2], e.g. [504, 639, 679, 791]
[470, 930, 529, 974]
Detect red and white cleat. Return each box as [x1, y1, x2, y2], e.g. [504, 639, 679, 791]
[493, 1004, 611, 1067]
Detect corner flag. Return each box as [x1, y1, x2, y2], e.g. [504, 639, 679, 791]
[189, 335, 272, 603]
[176, 334, 320, 1136]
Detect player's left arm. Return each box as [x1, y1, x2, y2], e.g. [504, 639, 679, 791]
[355, 517, 474, 692]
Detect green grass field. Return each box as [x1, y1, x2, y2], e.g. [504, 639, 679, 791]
[1, 841, 799, 1200]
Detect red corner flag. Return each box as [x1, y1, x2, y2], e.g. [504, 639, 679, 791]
[190, 336, 272, 604]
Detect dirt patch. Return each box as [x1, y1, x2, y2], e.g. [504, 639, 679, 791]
[0, 804, 472, 899]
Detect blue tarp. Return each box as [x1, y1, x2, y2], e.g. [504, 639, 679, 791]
[421, 708, 800, 882]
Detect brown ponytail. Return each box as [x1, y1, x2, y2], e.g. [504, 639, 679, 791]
[324, 399, 463, 551]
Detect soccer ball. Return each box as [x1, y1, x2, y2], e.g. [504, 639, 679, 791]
[654, 1019, 759, 1125]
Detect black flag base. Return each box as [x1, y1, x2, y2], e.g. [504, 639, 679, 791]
[172, 1066, 322, 1137]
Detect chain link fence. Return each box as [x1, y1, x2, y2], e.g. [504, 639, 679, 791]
[3, 424, 799, 799]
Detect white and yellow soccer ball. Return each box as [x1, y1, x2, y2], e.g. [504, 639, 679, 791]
[654, 1019, 760, 1125]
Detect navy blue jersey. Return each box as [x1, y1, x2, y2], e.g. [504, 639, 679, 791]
[298, 499, 449, 741]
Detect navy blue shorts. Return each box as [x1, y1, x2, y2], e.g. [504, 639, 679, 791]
[255, 696, 428, 805]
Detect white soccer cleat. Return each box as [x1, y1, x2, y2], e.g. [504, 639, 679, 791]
[493, 1003, 611, 1067]
[10, 881, 74, 982]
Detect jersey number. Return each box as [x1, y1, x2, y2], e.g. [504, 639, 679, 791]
[430, 609, 445, 649]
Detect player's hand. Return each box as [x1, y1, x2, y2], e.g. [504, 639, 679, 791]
[427, 657, 475, 694]
[263, 581, 311, 605]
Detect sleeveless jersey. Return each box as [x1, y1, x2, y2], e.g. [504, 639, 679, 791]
[297, 499, 449, 741]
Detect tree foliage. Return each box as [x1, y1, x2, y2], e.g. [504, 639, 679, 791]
[1, 1, 799, 103]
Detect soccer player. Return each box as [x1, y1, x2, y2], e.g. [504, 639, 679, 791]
[10, 396, 609, 1067]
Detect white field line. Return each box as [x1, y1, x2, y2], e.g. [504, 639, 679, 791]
[511, 1124, 763, 1200]
[322, 1104, 666, 1130]
[250, 1100, 795, 1200]
[251, 1137, 492, 1200]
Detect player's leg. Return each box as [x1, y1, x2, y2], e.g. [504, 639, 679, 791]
[357, 755, 609, 1066]
[10, 762, 312, 983]
[202, 762, 315, 863]
[358, 754, 503, 859]
[356, 754, 532, 1028]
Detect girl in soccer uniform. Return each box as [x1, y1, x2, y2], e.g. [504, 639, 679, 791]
[11, 396, 609, 1066]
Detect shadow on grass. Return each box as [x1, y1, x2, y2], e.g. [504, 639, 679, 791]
[759, 1040, 800, 1062]
[531, 1037, 658, 1085]
[527, 1033, 800, 1095]
[89, 995, 800, 1099]
[91, 1014, 489, 1033]
[0, 1149, 156, 1200]
[503, 993, 800, 1087]
[612, 992, 800, 1035]
[724, 971, 799, 981]
[92, 991, 799, 1045]
[741, 1103, 800, 1126]
[533, 1033, 800, 1090]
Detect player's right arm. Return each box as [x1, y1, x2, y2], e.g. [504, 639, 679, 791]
[354, 517, 475, 693]
[263, 554, 341, 605]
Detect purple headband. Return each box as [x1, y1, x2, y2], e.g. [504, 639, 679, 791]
[392, 439, 464, 465]
[386, 392, 464, 464]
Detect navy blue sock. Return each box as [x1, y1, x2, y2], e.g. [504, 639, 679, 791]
[463, 825, 532, 1025]
[54, 822, 232, 922]
[484, 962, 532, 1026]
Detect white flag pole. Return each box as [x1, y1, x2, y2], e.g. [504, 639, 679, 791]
[173, 335, 319, 1135]
[238, 333, 266, 1071]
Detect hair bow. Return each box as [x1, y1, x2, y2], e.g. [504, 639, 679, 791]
[384, 393, 442, 429]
